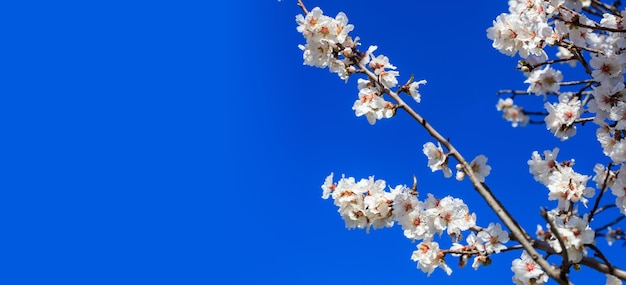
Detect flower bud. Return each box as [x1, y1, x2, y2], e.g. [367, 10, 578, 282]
[455, 170, 466, 181]
[342, 47, 353, 57]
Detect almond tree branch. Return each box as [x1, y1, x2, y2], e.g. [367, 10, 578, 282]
[587, 243, 615, 274]
[295, 1, 626, 282]
[349, 56, 569, 284]
[531, 237, 626, 280]
[557, 42, 594, 75]
[525, 57, 577, 71]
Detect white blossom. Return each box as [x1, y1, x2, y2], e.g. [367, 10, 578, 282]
[496, 98, 530, 127]
[322, 174, 397, 233]
[352, 82, 394, 125]
[411, 241, 452, 276]
[511, 251, 549, 285]
[423, 142, 452, 178]
[539, 210, 595, 263]
[469, 155, 492, 183]
[528, 147, 561, 185]
[590, 53, 626, 82]
[525, 65, 563, 96]
[546, 167, 595, 210]
[477, 223, 509, 254]
[544, 93, 582, 141]
[407, 79, 427, 103]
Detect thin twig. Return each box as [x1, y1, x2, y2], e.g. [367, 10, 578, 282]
[593, 204, 617, 217]
[527, 58, 577, 71]
[541, 208, 571, 282]
[444, 244, 524, 256]
[595, 215, 626, 232]
[589, 163, 613, 223]
[592, 0, 622, 15]
[587, 243, 615, 274]
[559, 79, 597, 86]
[517, 235, 626, 280]
[556, 17, 626, 33]
[523, 111, 549, 116]
[296, 0, 309, 14]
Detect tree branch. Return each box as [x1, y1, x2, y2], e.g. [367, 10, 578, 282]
[348, 56, 569, 284]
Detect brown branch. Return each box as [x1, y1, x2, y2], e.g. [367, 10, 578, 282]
[555, 42, 595, 75]
[517, 236, 626, 280]
[587, 243, 615, 274]
[525, 58, 578, 71]
[592, 204, 617, 218]
[496, 89, 558, 99]
[583, 6, 606, 17]
[595, 215, 626, 232]
[443, 244, 524, 257]
[559, 79, 597, 86]
[554, 15, 626, 33]
[523, 111, 549, 116]
[581, 255, 626, 280]
[591, 0, 622, 15]
[296, 0, 309, 14]
[541, 208, 570, 282]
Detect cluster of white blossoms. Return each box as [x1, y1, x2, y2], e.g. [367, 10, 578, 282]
[536, 210, 595, 263]
[524, 66, 563, 96]
[301, 0, 626, 283]
[449, 222, 510, 270]
[296, 7, 354, 78]
[528, 148, 595, 210]
[590, 77, 626, 163]
[411, 240, 452, 276]
[321, 173, 395, 232]
[486, 3, 626, 277]
[486, 0, 559, 60]
[352, 77, 395, 125]
[588, 54, 626, 164]
[544, 93, 583, 141]
[488, 0, 589, 141]
[496, 98, 530, 127]
[593, 163, 626, 216]
[423, 142, 492, 182]
[487, 0, 626, 161]
[296, 7, 426, 125]
[321, 173, 513, 276]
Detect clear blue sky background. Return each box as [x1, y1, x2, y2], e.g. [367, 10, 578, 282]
[1, 0, 623, 284]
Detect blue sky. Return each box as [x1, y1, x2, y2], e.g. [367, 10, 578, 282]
[1, 0, 623, 284]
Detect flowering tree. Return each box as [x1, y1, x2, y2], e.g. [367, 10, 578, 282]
[295, 0, 626, 284]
